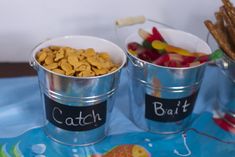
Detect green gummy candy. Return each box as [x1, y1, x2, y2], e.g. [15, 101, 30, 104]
[210, 49, 223, 60]
[142, 40, 152, 49]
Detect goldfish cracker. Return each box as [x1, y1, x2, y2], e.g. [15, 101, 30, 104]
[75, 62, 91, 72]
[101, 61, 113, 69]
[99, 52, 111, 60]
[86, 56, 101, 68]
[44, 63, 58, 70]
[68, 56, 80, 68]
[65, 69, 75, 76]
[61, 62, 73, 72]
[37, 51, 47, 63]
[92, 67, 109, 75]
[58, 58, 68, 67]
[42, 47, 53, 53]
[65, 50, 77, 57]
[54, 51, 64, 61]
[49, 46, 60, 51]
[77, 70, 95, 77]
[45, 55, 54, 65]
[109, 66, 118, 72]
[84, 48, 96, 57]
[36, 46, 120, 77]
[52, 69, 65, 75]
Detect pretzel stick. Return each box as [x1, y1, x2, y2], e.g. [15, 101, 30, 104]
[226, 25, 235, 48]
[224, 0, 233, 6]
[222, 1, 235, 27]
[220, 6, 235, 47]
[204, 20, 235, 59]
[220, 6, 233, 26]
[215, 11, 226, 32]
[222, 0, 235, 15]
[223, 7, 235, 27]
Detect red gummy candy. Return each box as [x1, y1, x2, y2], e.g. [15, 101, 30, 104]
[182, 56, 197, 65]
[164, 60, 181, 67]
[153, 54, 169, 66]
[138, 51, 151, 61]
[147, 27, 166, 43]
[152, 27, 165, 42]
[198, 55, 209, 63]
[127, 42, 140, 51]
[168, 53, 183, 62]
[138, 49, 160, 62]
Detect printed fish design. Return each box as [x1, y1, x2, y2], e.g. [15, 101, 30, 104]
[91, 144, 151, 157]
[11, 142, 24, 157]
[0, 142, 23, 157]
[0, 144, 10, 157]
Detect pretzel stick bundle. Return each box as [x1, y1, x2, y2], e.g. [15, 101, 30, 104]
[204, 0, 235, 60]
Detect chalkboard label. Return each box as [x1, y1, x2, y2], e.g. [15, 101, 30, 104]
[145, 92, 198, 122]
[44, 94, 107, 131]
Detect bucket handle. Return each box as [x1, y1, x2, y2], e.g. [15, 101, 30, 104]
[29, 55, 38, 71]
[115, 16, 146, 27]
[127, 54, 145, 68]
[115, 16, 145, 68]
[216, 57, 229, 70]
[28, 38, 52, 71]
[28, 41, 45, 71]
[215, 53, 235, 82]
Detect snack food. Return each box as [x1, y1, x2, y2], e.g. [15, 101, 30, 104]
[127, 27, 210, 67]
[204, 0, 235, 60]
[36, 46, 119, 77]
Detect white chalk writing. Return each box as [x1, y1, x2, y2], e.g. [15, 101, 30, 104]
[52, 107, 102, 127]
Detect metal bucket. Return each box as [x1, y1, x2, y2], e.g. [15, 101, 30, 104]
[216, 52, 235, 127]
[30, 36, 126, 146]
[126, 28, 212, 133]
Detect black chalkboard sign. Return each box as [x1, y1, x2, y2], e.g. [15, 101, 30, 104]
[145, 92, 198, 122]
[44, 94, 107, 131]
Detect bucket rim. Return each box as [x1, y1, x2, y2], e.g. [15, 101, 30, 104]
[125, 28, 212, 70]
[31, 35, 127, 79]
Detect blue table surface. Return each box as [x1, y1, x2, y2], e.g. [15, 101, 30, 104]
[0, 66, 234, 157]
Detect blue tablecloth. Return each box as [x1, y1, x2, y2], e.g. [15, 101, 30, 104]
[0, 66, 234, 157]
